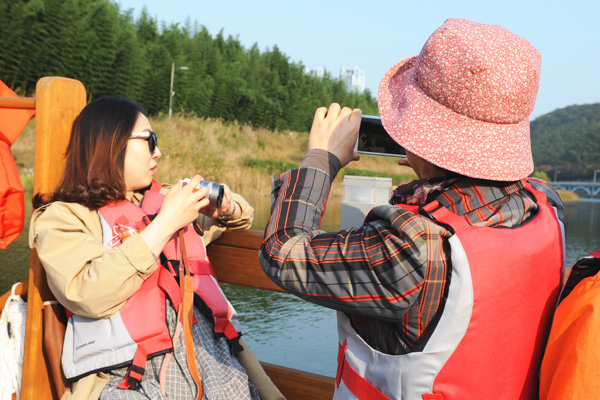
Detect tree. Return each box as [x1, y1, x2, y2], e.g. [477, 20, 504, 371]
[532, 104, 600, 180]
[1, 0, 383, 130]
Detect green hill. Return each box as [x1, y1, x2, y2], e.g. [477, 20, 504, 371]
[0, 0, 378, 133]
[531, 103, 600, 181]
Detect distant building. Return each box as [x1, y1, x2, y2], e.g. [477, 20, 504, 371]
[306, 67, 366, 94]
[306, 67, 325, 78]
[340, 67, 365, 94]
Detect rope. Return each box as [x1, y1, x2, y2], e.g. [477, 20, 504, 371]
[0, 282, 27, 400]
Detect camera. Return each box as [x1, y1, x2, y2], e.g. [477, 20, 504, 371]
[355, 115, 406, 157]
[181, 178, 224, 208]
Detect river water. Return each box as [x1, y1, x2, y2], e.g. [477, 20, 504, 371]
[1, 194, 599, 377]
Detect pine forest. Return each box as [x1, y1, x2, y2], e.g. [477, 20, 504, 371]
[0, 0, 379, 132]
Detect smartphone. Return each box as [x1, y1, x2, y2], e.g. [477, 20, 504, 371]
[355, 115, 406, 157]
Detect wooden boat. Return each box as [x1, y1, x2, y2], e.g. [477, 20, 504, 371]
[0, 77, 335, 400]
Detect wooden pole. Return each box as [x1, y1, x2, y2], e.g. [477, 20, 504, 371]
[0, 97, 35, 110]
[20, 77, 86, 400]
[32, 77, 86, 196]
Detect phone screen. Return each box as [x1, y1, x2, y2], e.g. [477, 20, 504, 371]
[355, 115, 406, 157]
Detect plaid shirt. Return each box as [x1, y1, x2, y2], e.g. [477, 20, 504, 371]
[259, 166, 565, 355]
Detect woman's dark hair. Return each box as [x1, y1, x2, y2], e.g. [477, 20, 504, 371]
[33, 97, 144, 210]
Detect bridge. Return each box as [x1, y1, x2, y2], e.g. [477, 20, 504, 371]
[549, 181, 600, 197]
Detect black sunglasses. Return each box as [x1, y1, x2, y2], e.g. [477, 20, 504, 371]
[130, 131, 158, 154]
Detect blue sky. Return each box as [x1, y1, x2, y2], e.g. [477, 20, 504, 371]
[117, 0, 599, 119]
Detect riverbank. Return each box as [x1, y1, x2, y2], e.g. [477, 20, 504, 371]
[556, 190, 580, 202]
[12, 115, 582, 202]
[11, 116, 417, 198]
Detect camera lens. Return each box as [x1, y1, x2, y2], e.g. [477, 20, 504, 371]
[197, 181, 224, 208]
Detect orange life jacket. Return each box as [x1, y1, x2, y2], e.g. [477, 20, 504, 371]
[0, 80, 35, 249]
[539, 250, 600, 400]
[62, 181, 242, 389]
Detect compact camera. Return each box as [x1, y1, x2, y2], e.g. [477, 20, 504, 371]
[355, 115, 406, 157]
[181, 178, 224, 208]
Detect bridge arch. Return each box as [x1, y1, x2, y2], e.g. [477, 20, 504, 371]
[550, 182, 600, 197]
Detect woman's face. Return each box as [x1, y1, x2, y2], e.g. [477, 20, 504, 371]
[124, 113, 161, 197]
[398, 150, 445, 179]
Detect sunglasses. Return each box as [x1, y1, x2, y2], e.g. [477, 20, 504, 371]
[130, 131, 158, 154]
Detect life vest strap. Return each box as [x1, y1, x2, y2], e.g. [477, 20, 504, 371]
[336, 339, 392, 400]
[117, 349, 148, 390]
[192, 274, 240, 342]
[228, 337, 244, 355]
[421, 200, 470, 232]
[222, 324, 242, 347]
[179, 230, 203, 400]
[158, 266, 182, 312]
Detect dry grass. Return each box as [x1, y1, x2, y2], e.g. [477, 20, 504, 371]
[11, 119, 36, 169]
[137, 115, 415, 198]
[11, 119, 36, 190]
[11, 114, 416, 198]
[151, 115, 305, 197]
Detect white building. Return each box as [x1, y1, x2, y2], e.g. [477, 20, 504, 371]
[306, 67, 325, 78]
[340, 67, 365, 94]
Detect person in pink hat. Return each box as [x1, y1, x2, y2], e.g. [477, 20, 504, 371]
[260, 18, 566, 399]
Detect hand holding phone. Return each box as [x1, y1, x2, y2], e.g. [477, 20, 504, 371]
[308, 104, 361, 167]
[355, 115, 406, 157]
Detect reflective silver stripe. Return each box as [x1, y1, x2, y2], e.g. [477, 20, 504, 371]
[62, 312, 137, 379]
[99, 213, 113, 249]
[551, 206, 569, 307]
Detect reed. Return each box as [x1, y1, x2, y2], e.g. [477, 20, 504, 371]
[556, 189, 579, 202]
[11, 114, 416, 198]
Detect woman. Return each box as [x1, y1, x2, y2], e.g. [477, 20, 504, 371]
[259, 19, 567, 399]
[30, 97, 279, 400]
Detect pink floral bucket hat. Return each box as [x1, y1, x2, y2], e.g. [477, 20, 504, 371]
[378, 18, 541, 181]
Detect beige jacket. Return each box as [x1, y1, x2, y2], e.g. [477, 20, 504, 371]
[30, 191, 284, 400]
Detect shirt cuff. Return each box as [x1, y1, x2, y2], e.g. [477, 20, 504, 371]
[300, 149, 342, 178]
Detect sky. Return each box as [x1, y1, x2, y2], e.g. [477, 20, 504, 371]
[116, 0, 599, 119]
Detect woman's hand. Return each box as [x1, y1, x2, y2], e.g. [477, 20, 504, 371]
[140, 175, 208, 254]
[308, 103, 362, 167]
[199, 184, 241, 220]
[160, 175, 210, 230]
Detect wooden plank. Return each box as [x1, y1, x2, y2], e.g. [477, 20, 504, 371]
[211, 229, 264, 249]
[20, 77, 86, 400]
[260, 362, 335, 400]
[207, 229, 286, 292]
[0, 96, 35, 110]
